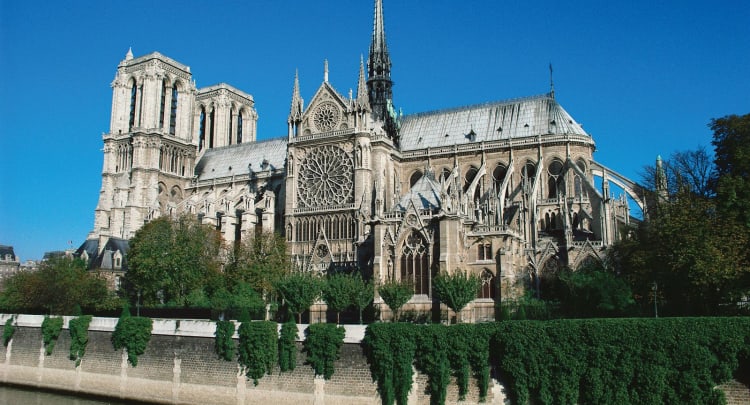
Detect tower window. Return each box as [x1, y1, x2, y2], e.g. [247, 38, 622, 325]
[198, 108, 206, 151]
[209, 109, 215, 148]
[159, 80, 166, 129]
[237, 112, 243, 144]
[169, 86, 178, 135]
[228, 109, 233, 146]
[128, 81, 137, 130]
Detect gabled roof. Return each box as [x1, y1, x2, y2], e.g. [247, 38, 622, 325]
[195, 137, 287, 181]
[399, 95, 589, 151]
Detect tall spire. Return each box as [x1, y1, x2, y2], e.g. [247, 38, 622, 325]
[357, 55, 370, 110]
[367, 0, 398, 143]
[289, 70, 304, 125]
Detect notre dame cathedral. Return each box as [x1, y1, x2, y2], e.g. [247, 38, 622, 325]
[79, 0, 643, 319]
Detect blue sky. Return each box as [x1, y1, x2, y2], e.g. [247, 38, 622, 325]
[1, 0, 748, 260]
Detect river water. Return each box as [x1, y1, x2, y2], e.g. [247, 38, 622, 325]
[0, 385, 150, 405]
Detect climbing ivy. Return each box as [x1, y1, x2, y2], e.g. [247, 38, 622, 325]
[111, 315, 153, 367]
[41, 316, 63, 355]
[415, 325, 451, 405]
[278, 319, 298, 372]
[238, 321, 278, 385]
[304, 323, 345, 380]
[363, 323, 417, 405]
[364, 319, 750, 405]
[214, 320, 236, 361]
[3, 317, 14, 347]
[68, 315, 92, 367]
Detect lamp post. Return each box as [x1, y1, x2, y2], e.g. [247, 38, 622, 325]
[652, 282, 658, 318]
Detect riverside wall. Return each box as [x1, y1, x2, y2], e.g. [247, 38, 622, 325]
[1, 314, 748, 404]
[0, 314, 507, 405]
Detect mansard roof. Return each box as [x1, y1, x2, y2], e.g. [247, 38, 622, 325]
[399, 95, 589, 151]
[195, 137, 287, 182]
[0, 244, 16, 260]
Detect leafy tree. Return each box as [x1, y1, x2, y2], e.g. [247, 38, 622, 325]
[126, 215, 223, 307]
[432, 270, 481, 324]
[225, 231, 290, 315]
[611, 190, 749, 315]
[351, 272, 374, 324]
[275, 272, 324, 323]
[0, 256, 112, 314]
[711, 112, 750, 229]
[378, 281, 413, 322]
[323, 272, 354, 324]
[556, 264, 636, 318]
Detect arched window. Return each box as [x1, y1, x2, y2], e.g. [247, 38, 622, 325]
[522, 161, 536, 193]
[464, 166, 479, 192]
[547, 159, 564, 198]
[409, 170, 423, 187]
[237, 112, 243, 144]
[209, 109, 215, 148]
[198, 108, 206, 151]
[400, 231, 430, 295]
[169, 86, 178, 135]
[478, 269, 496, 299]
[492, 164, 507, 193]
[477, 242, 492, 261]
[128, 81, 137, 130]
[159, 80, 167, 129]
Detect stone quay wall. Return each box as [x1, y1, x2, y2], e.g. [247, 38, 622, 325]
[0, 314, 510, 405]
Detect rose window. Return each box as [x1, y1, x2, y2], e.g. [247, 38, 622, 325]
[297, 145, 354, 207]
[313, 102, 340, 132]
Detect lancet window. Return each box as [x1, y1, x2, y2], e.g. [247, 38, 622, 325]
[477, 269, 496, 299]
[159, 80, 167, 129]
[237, 112, 243, 144]
[128, 81, 137, 130]
[169, 86, 178, 135]
[400, 231, 430, 295]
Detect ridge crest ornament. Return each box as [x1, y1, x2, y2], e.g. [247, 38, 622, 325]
[297, 145, 353, 207]
[313, 102, 340, 132]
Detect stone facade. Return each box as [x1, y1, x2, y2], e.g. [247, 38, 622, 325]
[83, 0, 646, 309]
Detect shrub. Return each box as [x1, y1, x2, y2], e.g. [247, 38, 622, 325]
[304, 323, 345, 380]
[41, 316, 63, 355]
[416, 325, 451, 405]
[214, 320, 236, 361]
[238, 321, 278, 385]
[111, 316, 153, 367]
[279, 319, 298, 372]
[69, 315, 93, 366]
[3, 317, 14, 347]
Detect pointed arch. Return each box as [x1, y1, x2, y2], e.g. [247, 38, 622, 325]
[399, 230, 430, 295]
[478, 268, 496, 299]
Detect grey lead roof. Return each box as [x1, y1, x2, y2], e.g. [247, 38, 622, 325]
[195, 137, 287, 181]
[395, 173, 442, 211]
[399, 95, 589, 151]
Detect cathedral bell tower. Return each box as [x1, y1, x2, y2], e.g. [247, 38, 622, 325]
[90, 50, 197, 246]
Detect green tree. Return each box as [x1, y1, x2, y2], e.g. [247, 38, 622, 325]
[432, 270, 481, 324]
[275, 272, 324, 323]
[0, 256, 112, 314]
[556, 264, 636, 318]
[225, 231, 290, 316]
[126, 215, 223, 307]
[323, 272, 354, 324]
[378, 280, 413, 322]
[711, 113, 750, 229]
[351, 272, 374, 324]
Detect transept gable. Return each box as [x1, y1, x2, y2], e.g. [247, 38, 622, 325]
[301, 81, 352, 135]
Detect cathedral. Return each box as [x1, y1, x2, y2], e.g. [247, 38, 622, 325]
[79, 0, 643, 319]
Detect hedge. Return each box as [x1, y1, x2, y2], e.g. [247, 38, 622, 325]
[363, 318, 750, 405]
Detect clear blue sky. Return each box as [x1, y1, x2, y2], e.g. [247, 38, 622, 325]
[1, 0, 748, 261]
